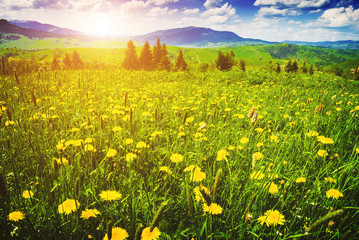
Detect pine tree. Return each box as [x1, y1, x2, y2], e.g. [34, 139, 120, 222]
[51, 56, 59, 70]
[215, 50, 235, 71]
[153, 38, 162, 69]
[301, 59, 307, 73]
[63, 53, 71, 69]
[139, 41, 153, 70]
[285, 59, 292, 73]
[160, 43, 171, 71]
[276, 63, 281, 73]
[72, 50, 83, 69]
[123, 40, 139, 70]
[175, 49, 187, 71]
[292, 59, 298, 73]
[239, 59, 246, 72]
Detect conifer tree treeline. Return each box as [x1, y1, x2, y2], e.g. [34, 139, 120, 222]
[215, 50, 235, 71]
[123, 38, 187, 71]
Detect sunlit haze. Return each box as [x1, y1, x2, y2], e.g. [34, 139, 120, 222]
[1, 0, 359, 41]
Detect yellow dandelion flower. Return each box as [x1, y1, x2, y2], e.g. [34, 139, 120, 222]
[203, 203, 223, 215]
[58, 199, 80, 214]
[268, 182, 279, 195]
[72, 139, 83, 147]
[184, 165, 196, 172]
[258, 210, 285, 227]
[216, 149, 228, 161]
[124, 138, 133, 145]
[240, 137, 249, 144]
[107, 149, 117, 158]
[22, 190, 34, 199]
[228, 145, 235, 151]
[113, 126, 122, 132]
[5, 120, 15, 126]
[136, 141, 148, 148]
[190, 167, 206, 182]
[317, 150, 328, 157]
[283, 114, 290, 119]
[151, 131, 163, 137]
[99, 190, 122, 201]
[159, 166, 172, 175]
[356, 148, 359, 154]
[103, 227, 129, 240]
[84, 144, 96, 152]
[306, 131, 319, 137]
[141, 227, 161, 240]
[8, 211, 25, 222]
[193, 186, 210, 202]
[253, 152, 264, 160]
[296, 177, 306, 183]
[317, 136, 334, 144]
[326, 189, 343, 199]
[55, 157, 68, 165]
[80, 209, 100, 219]
[70, 127, 80, 133]
[125, 152, 137, 162]
[85, 138, 95, 144]
[270, 135, 279, 143]
[170, 153, 184, 163]
[186, 116, 195, 124]
[250, 171, 265, 180]
[324, 177, 337, 183]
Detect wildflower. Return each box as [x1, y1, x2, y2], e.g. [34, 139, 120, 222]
[317, 136, 334, 144]
[107, 149, 117, 158]
[193, 186, 210, 202]
[307, 131, 319, 137]
[85, 138, 95, 144]
[356, 148, 359, 154]
[54, 157, 68, 165]
[258, 210, 285, 227]
[240, 137, 249, 144]
[224, 107, 231, 112]
[80, 209, 100, 219]
[190, 167, 206, 182]
[151, 131, 162, 137]
[136, 141, 147, 148]
[112, 126, 122, 132]
[58, 199, 80, 214]
[253, 152, 264, 160]
[159, 166, 172, 175]
[186, 116, 195, 124]
[296, 177, 306, 183]
[5, 120, 15, 126]
[22, 190, 34, 199]
[228, 145, 235, 151]
[216, 149, 228, 161]
[170, 153, 184, 163]
[317, 150, 328, 158]
[270, 135, 279, 143]
[99, 190, 122, 201]
[70, 127, 80, 133]
[103, 227, 129, 240]
[324, 177, 337, 183]
[203, 203, 223, 215]
[326, 189, 343, 199]
[124, 138, 133, 145]
[84, 144, 96, 152]
[8, 211, 25, 222]
[268, 182, 279, 195]
[283, 114, 290, 119]
[125, 153, 137, 162]
[141, 227, 161, 240]
[250, 171, 265, 180]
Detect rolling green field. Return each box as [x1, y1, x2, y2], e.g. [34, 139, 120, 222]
[1, 66, 359, 239]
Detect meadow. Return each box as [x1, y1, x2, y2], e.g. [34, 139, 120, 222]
[1, 64, 359, 239]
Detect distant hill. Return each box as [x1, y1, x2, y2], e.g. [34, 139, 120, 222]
[132, 26, 273, 47]
[9, 20, 84, 36]
[282, 40, 359, 50]
[0, 19, 67, 38]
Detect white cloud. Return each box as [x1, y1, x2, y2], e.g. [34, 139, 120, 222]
[310, 9, 322, 13]
[254, 0, 329, 8]
[182, 8, 200, 15]
[202, 3, 236, 17]
[207, 15, 229, 24]
[204, 0, 223, 9]
[258, 6, 300, 16]
[147, 6, 177, 17]
[297, 0, 329, 8]
[149, 0, 178, 6]
[316, 5, 359, 27]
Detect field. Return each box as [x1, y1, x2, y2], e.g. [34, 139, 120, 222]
[1, 64, 359, 240]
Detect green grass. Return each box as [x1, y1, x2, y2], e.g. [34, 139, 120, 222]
[1, 66, 359, 239]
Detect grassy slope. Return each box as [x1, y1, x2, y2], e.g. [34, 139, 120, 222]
[1, 35, 358, 70]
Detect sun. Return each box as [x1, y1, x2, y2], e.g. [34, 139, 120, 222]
[86, 14, 117, 37]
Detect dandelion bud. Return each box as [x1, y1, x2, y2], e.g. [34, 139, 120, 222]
[199, 185, 211, 206]
[252, 154, 257, 170]
[328, 220, 334, 228]
[53, 158, 59, 173]
[314, 105, 319, 115]
[247, 106, 255, 119]
[245, 213, 252, 224]
[150, 201, 167, 232]
[14, 70, 19, 85]
[331, 95, 337, 100]
[106, 220, 113, 240]
[212, 168, 222, 201]
[134, 223, 144, 240]
[186, 182, 194, 218]
[251, 111, 258, 126]
[0, 171, 7, 197]
[308, 209, 343, 233]
[1, 55, 5, 75]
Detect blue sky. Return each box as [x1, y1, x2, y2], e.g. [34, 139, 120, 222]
[1, 0, 359, 41]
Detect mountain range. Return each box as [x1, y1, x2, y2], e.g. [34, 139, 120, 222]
[1, 19, 359, 49]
